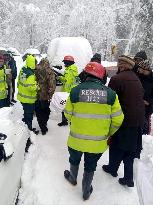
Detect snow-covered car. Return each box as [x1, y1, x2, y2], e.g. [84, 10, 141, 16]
[7, 47, 21, 56]
[22, 48, 42, 64]
[47, 37, 93, 86]
[0, 107, 29, 205]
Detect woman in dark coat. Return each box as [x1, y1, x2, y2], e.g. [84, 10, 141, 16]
[102, 55, 145, 187]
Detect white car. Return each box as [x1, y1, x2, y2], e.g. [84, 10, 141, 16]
[0, 108, 29, 205]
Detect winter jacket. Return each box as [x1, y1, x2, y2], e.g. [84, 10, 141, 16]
[0, 65, 7, 100]
[64, 77, 124, 154]
[17, 55, 38, 104]
[35, 59, 56, 101]
[108, 70, 145, 127]
[60, 64, 78, 92]
[137, 72, 153, 115]
[8, 57, 17, 79]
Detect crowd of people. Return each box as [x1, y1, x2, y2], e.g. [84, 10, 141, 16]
[0, 52, 17, 108]
[0, 49, 153, 200]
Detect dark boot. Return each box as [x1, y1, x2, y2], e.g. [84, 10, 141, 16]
[58, 121, 68, 126]
[25, 138, 32, 153]
[82, 171, 94, 200]
[31, 128, 39, 135]
[64, 164, 79, 185]
[118, 178, 134, 187]
[102, 165, 118, 177]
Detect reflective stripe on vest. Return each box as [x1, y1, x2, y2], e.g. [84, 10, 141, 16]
[110, 124, 121, 129]
[111, 110, 122, 117]
[18, 92, 36, 100]
[64, 109, 110, 119]
[70, 131, 107, 141]
[18, 82, 35, 87]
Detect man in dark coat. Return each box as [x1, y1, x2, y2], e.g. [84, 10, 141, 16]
[102, 55, 145, 187]
[35, 58, 56, 135]
[137, 60, 153, 135]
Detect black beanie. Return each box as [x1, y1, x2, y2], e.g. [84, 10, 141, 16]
[90, 53, 101, 63]
[134, 50, 147, 61]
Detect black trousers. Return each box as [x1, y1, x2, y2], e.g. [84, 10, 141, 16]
[62, 111, 68, 123]
[22, 103, 35, 130]
[0, 98, 8, 108]
[68, 147, 102, 172]
[12, 78, 15, 100]
[35, 100, 50, 132]
[108, 145, 135, 181]
[143, 114, 151, 135]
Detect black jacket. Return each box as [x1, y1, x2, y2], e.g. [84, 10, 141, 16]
[137, 72, 153, 115]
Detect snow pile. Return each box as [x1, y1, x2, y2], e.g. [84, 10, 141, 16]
[18, 107, 140, 205]
[135, 135, 153, 205]
[47, 37, 93, 73]
[0, 106, 29, 205]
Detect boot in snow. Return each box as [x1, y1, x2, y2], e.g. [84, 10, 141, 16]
[64, 164, 79, 185]
[118, 178, 134, 187]
[31, 128, 39, 135]
[82, 171, 94, 200]
[25, 138, 32, 153]
[58, 121, 68, 126]
[102, 165, 118, 177]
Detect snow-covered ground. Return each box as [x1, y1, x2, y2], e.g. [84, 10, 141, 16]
[17, 109, 139, 205]
[0, 93, 153, 205]
[14, 102, 152, 205]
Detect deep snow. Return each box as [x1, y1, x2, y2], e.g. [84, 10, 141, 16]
[0, 92, 153, 205]
[17, 106, 140, 205]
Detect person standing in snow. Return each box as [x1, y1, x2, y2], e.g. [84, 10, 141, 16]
[17, 55, 38, 133]
[102, 55, 145, 187]
[3, 53, 13, 106]
[0, 55, 8, 108]
[136, 60, 153, 135]
[57, 55, 79, 126]
[35, 58, 56, 135]
[79, 53, 108, 84]
[6, 52, 17, 104]
[64, 62, 124, 200]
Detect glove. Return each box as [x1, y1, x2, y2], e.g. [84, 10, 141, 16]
[107, 136, 112, 146]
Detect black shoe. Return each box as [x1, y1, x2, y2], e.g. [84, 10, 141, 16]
[42, 130, 47, 135]
[58, 121, 68, 126]
[12, 99, 17, 103]
[32, 128, 39, 135]
[41, 127, 48, 135]
[10, 102, 14, 106]
[118, 178, 134, 187]
[102, 165, 118, 177]
[64, 170, 77, 185]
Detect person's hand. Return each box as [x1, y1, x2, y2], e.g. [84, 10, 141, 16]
[107, 136, 112, 146]
[144, 100, 149, 106]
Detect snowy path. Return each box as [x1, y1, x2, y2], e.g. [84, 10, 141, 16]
[18, 112, 140, 205]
